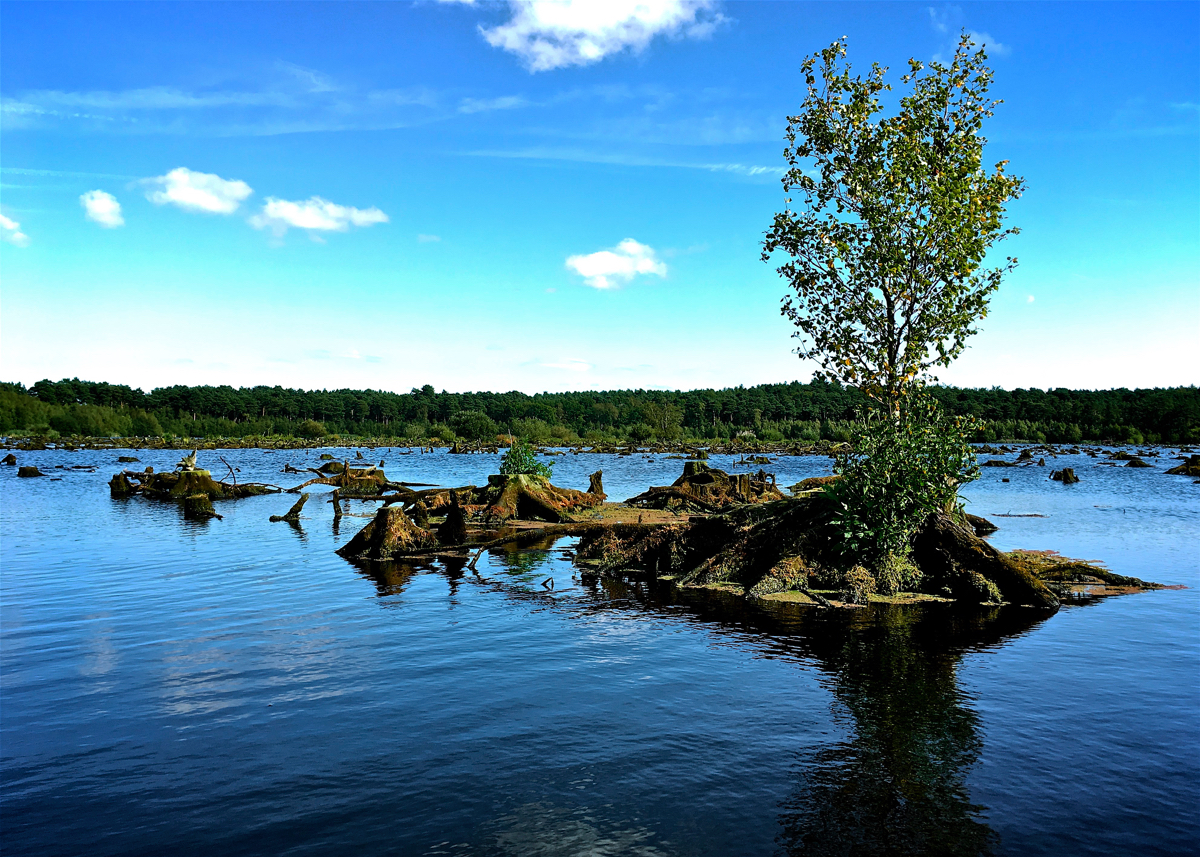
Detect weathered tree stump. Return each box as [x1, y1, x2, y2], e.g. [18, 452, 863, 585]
[17, 466, 42, 478]
[109, 472, 138, 497]
[476, 474, 602, 523]
[1051, 468, 1080, 484]
[626, 461, 783, 512]
[437, 491, 468, 545]
[183, 493, 221, 520]
[336, 506, 437, 561]
[3, 453, 18, 465]
[588, 470, 607, 499]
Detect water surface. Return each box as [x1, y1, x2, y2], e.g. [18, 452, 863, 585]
[3, 447, 1197, 855]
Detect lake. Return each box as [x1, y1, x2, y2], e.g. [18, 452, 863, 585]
[2, 446, 1197, 856]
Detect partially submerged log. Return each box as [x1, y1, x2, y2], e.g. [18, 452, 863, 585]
[336, 506, 438, 561]
[270, 493, 309, 522]
[626, 461, 784, 512]
[108, 467, 279, 500]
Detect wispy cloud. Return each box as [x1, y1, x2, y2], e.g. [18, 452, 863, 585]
[249, 196, 388, 237]
[0, 213, 30, 247]
[467, 146, 783, 177]
[417, 234, 442, 243]
[143, 167, 253, 214]
[80, 190, 124, 227]
[567, 238, 666, 290]
[458, 95, 529, 114]
[477, 0, 726, 72]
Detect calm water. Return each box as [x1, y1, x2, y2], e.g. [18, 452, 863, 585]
[2, 447, 1197, 856]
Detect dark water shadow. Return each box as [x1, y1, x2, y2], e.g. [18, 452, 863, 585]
[568, 565, 1051, 857]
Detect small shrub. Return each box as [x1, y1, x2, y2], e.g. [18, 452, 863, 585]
[499, 438, 553, 478]
[840, 565, 876, 604]
[829, 390, 981, 563]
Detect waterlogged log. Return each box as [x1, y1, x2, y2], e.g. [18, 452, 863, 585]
[336, 506, 438, 561]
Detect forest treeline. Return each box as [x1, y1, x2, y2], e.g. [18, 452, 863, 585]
[1, 378, 1196, 445]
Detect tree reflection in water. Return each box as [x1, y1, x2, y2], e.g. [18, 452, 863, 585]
[775, 603, 1049, 857]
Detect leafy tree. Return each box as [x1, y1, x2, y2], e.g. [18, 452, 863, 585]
[449, 409, 498, 441]
[763, 34, 1024, 408]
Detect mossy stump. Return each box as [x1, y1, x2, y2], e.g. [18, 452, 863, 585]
[17, 466, 42, 478]
[2, 453, 17, 465]
[337, 506, 438, 561]
[183, 493, 221, 520]
[1051, 468, 1080, 484]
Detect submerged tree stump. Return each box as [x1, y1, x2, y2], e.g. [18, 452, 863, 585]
[336, 506, 438, 561]
[2, 453, 17, 465]
[183, 493, 221, 520]
[1051, 468, 1080, 484]
[1166, 455, 1200, 476]
[17, 466, 42, 478]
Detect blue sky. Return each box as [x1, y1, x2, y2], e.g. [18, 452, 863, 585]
[2, 1, 1196, 394]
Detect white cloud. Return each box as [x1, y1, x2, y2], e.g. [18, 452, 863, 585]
[144, 167, 252, 214]
[249, 196, 389, 237]
[80, 190, 124, 228]
[966, 30, 1010, 57]
[566, 238, 666, 289]
[417, 234, 441, 242]
[1, 213, 30, 247]
[481, 0, 724, 72]
[1027, 295, 1035, 303]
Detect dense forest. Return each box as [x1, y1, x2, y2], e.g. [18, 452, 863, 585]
[1, 378, 1196, 444]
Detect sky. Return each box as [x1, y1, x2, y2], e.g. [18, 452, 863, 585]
[1, 0, 1197, 395]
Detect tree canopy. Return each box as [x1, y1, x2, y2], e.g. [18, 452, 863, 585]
[763, 34, 1024, 406]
